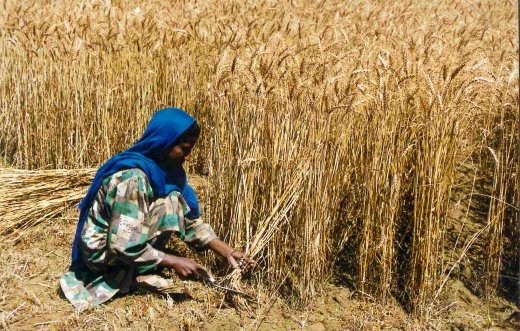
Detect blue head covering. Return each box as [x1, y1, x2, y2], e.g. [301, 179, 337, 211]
[70, 108, 200, 269]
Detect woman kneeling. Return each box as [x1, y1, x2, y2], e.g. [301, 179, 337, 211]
[60, 108, 253, 312]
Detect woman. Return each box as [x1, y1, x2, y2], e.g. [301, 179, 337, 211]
[60, 108, 253, 311]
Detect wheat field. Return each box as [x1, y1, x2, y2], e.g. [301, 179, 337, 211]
[0, 0, 518, 319]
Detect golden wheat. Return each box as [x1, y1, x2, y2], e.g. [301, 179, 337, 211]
[0, 0, 517, 315]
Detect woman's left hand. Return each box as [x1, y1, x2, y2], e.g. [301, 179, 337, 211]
[226, 249, 256, 270]
[207, 238, 256, 271]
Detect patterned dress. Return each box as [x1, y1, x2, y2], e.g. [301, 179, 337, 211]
[60, 169, 216, 311]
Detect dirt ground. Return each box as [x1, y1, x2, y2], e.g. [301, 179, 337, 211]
[0, 211, 518, 331]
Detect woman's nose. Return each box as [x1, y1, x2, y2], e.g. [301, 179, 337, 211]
[184, 154, 191, 162]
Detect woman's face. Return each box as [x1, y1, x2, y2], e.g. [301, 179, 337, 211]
[164, 140, 196, 167]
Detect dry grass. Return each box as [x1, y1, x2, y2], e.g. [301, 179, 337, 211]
[0, 0, 518, 317]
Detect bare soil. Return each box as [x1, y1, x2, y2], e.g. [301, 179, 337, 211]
[0, 208, 518, 331]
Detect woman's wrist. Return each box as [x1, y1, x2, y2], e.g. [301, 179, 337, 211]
[159, 254, 178, 268]
[207, 238, 234, 258]
[226, 248, 236, 259]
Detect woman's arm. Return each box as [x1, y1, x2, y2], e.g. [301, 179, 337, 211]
[159, 254, 212, 278]
[157, 239, 256, 279]
[105, 171, 213, 279]
[182, 209, 255, 269]
[206, 238, 256, 270]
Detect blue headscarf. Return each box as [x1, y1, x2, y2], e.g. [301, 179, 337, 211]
[70, 108, 200, 269]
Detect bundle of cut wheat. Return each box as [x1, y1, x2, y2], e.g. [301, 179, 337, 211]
[0, 168, 96, 242]
[219, 163, 308, 315]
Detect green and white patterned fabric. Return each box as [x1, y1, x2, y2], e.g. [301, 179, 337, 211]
[60, 169, 216, 311]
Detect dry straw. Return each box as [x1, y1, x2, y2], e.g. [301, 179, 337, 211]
[0, 168, 95, 242]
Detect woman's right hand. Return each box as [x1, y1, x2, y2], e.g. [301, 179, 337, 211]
[160, 254, 212, 279]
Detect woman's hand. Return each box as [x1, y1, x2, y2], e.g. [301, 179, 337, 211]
[207, 238, 256, 271]
[159, 254, 212, 279]
[226, 249, 256, 270]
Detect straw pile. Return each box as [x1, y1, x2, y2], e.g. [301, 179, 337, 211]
[0, 168, 94, 242]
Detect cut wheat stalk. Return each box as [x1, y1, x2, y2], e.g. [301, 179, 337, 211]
[218, 163, 308, 315]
